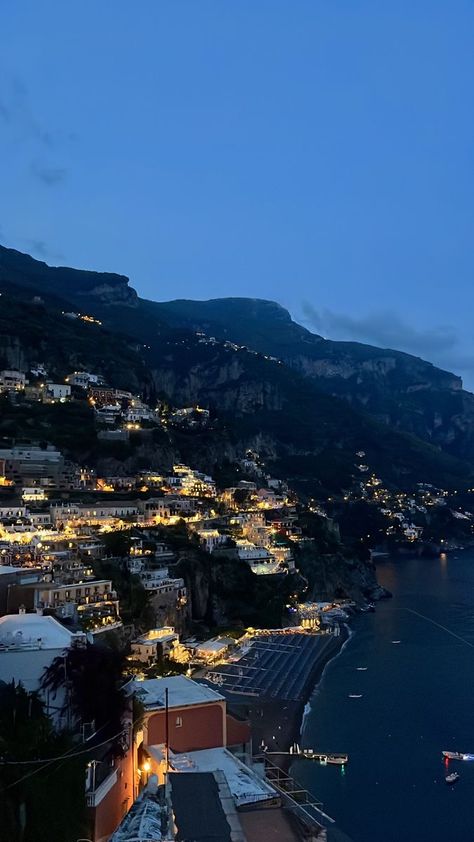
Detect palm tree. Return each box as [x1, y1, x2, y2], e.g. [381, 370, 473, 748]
[41, 643, 128, 755]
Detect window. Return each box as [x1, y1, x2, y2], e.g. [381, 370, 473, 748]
[175, 716, 183, 728]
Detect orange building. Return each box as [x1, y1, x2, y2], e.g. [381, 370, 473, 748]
[134, 676, 250, 756]
[88, 676, 250, 842]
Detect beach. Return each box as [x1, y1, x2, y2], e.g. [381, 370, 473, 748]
[223, 629, 349, 767]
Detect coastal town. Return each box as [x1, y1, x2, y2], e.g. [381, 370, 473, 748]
[2, 359, 474, 841]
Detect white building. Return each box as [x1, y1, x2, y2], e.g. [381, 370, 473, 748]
[0, 611, 85, 724]
[45, 383, 71, 401]
[50, 502, 138, 526]
[0, 370, 26, 390]
[22, 487, 47, 502]
[139, 568, 186, 600]
[196, 529, 228, 553]
[234, 540, 282, 575]
[131, 627, 178, 663]
[66, 371, 105, 388]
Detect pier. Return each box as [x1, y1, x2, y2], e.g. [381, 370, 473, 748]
[264, 750, 349, 765]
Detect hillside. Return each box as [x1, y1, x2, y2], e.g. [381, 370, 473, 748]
[3, 245, 473, 463]
[151, 298, 474, 463]
[0, 244, 473, 494]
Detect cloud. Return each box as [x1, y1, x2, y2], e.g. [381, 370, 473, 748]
[24, 239, 65, 262]
[301, 302, 474, 392]
[1, 68, 69, 185]
[0, 73, 51, 144]
[30, 160, 68, 186]
[302, 302, 457, 356]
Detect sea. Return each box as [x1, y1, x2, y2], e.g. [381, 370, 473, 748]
[290, 551, 474, 842]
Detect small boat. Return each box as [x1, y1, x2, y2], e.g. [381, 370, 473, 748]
[445, 772, 460, 785]
[348, 694, 363, 699]
[442, 751, 474, 761]
[327, 754, 348, 765]
[356, 667, 368, 671]
[391, 640, 401, 644]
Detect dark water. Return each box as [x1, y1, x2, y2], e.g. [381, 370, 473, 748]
[290, 552, 474, 842]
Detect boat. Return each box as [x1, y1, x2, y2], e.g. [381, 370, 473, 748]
[299, 750, 348, 765]
[442, 751, 474, 761]
[348, 694, 363, 698]
[445, 772, 460, 785]
[391, 640, 401, 644]
[356, 667, 368, 671]
[327, 754, 348, 765]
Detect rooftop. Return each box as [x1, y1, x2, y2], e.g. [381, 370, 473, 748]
[134, 628, 177, 646]
[166, 747, 277, 807]
[170, 771, 237, 842]
[193, 637, 235, 654]
[0, 613, 82, 650]
[0, 565, 29, 576]
[133, 675, 224, 709]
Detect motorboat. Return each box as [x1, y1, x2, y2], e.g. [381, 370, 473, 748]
[442, 751, 474, 761]
[327, 754, 348, 765]
[445, 771, 460, 785]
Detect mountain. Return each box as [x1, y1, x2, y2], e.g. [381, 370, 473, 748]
[0, 244, 472, 494]
[149, 297, 474, 463]
[0, 245, 138, 307]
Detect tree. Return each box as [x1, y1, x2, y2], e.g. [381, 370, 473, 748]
[0, 682, 87, 842]
[42, 643, 128, 755]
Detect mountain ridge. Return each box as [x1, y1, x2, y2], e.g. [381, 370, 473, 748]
[2, 242, 474, 474]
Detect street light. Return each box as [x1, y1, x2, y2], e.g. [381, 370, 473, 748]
[142, 758, 151, 786]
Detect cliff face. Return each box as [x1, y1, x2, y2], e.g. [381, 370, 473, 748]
[302, 550, 383, 603]
[0, 245, 138, 307]
[151, 296, 474, 462]
[0, 293, 148, 392]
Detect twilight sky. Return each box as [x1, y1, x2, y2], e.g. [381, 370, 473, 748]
[1, 2, 473, 386]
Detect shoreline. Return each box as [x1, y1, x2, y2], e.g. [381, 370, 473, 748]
[299, 623, 355, 741]
[228, 627, 352, 769]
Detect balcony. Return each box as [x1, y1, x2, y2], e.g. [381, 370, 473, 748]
[85, 767, 118, 807]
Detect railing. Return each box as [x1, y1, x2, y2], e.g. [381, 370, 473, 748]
[255, 754, 332, 838]
[85, 768, 118, 807]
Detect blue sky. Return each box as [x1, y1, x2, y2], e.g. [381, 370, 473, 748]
[1, 2, 473, 386]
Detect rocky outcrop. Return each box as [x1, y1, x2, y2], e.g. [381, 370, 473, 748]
[77, 281, 138, 307]
[0, 244, 138, 307]
[302, 550, 384, 604]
